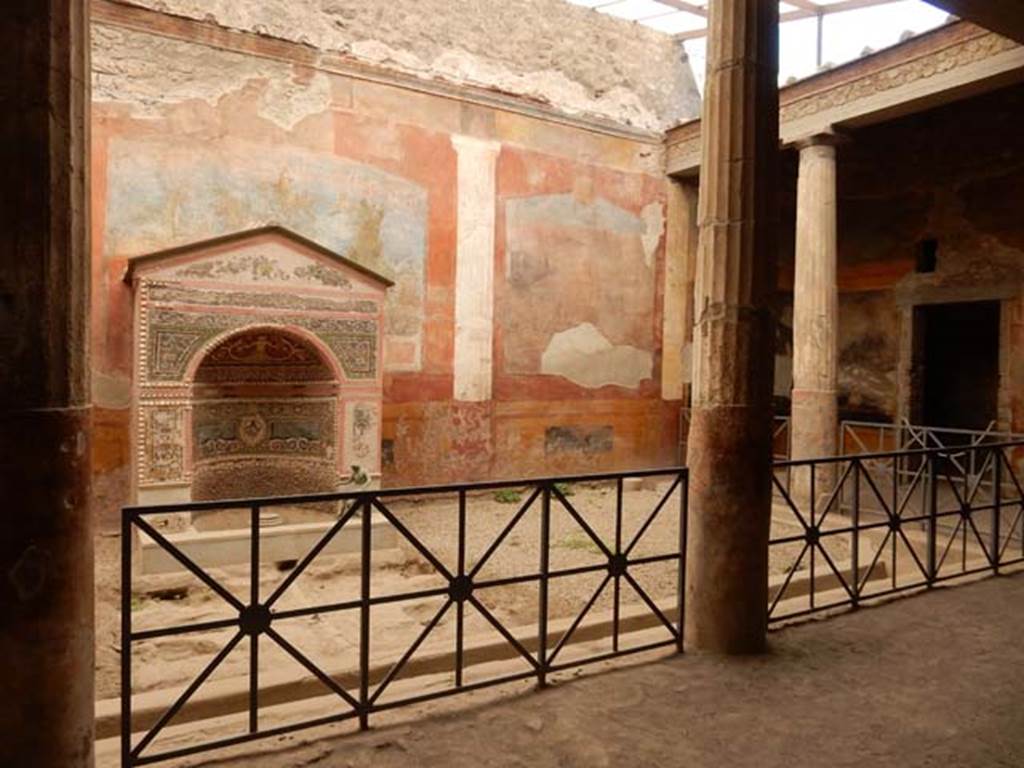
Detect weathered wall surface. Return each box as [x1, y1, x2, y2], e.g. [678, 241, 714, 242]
[89, 4, 683, 524]
[773, 82, 1024, 427]
[105, 0, 700, 131]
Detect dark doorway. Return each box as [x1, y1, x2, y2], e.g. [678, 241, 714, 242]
[914, 300, 1000, 430]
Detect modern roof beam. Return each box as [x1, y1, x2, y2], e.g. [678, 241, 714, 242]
[672, 0, 908, 40]
[925, 0, 1024, 43]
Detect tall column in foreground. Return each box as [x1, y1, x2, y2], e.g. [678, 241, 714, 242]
[685, 0, 780, 654]
[0, 2, 93, 766]
[791, 136, 841, 495]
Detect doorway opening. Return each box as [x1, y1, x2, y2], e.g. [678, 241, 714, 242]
[912, 300, 1000, 431]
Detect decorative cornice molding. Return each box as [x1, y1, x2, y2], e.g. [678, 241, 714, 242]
[667, 23, 1024, 176]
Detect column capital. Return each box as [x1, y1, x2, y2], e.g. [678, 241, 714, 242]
[794, 130, 848, 151]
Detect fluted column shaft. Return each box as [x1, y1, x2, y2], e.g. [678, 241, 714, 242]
[685, 0, 780, 654]
[791, 137, 839, 496]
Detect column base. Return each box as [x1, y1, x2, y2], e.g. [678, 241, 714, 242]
[0, 406, 94, 768]
[790, 388, 839, 510]
[684, 404, 773, 654]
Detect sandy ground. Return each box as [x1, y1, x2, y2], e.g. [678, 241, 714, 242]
[179, 572, 1024, 768]
[96, 480, 829, 700]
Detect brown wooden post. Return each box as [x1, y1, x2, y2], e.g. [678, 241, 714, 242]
[684, 0, 780, 654]
[0, 1, 93, 765]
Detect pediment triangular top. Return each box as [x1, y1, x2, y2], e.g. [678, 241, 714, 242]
[124, 225, 394, 290]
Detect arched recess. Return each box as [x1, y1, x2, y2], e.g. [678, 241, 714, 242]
[188, 325, 344, 514]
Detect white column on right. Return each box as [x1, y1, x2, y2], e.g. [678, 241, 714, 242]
[791, 134, 841, 491]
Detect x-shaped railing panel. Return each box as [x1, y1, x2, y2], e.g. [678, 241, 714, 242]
[771, 440, 1024, 624]
[122, 469, 687, 766]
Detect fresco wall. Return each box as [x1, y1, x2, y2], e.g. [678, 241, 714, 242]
[772, 82, 1024, 430]
[89, 5, 695, 526]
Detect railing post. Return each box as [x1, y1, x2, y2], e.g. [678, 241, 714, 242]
[851, 460, 860, 606]
[928, 453, 938, 585]
[537, 483, 551, 688]
[121, 511, 133, 768]
[677, 470, 688, 654]
[993, 449, 1002, 574]
[249, 504, 260, 735]
[613, 477, 623, 654]
[359, 496, 372, 730]
[455, 489, 466, 688]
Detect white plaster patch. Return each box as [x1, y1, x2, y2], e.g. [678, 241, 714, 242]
[640, 202, 664, 269]
[258, 71, 332, 130]
[541, 323, 652, 390]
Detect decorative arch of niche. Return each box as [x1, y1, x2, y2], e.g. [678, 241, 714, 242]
[189, 325, 342, 513]
[125, 226, 393, 506]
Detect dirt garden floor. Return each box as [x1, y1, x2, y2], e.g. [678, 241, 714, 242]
[144, 572, 1024, 768]
[95, 479, 845, 701]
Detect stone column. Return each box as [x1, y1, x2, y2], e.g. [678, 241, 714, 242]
[685, 0, 780, 654]
[790, 135, 841, 498]
[0, 2, 93, 767]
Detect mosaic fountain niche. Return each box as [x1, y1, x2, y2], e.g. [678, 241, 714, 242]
[126, 227, 395, 570]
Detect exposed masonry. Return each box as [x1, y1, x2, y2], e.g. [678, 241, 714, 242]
[102, 0, 701, 131]
[92, 24, 333, 130]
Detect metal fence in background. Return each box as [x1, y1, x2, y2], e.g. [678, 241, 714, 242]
[769, 439, 1024, 623]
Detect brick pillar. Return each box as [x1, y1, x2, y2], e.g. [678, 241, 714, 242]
[0, 2, 93, 766]
[791, 135, 841, 498]
[685, 0, 780, 654]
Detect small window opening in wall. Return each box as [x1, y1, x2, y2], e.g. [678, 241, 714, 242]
[916, 238, 938, 273]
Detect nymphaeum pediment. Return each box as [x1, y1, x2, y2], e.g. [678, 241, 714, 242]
[125, 225, 394, 293]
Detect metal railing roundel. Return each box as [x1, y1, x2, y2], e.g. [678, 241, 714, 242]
[121, 469, 688, 766]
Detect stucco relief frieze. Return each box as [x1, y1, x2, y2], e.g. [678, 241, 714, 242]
[780, 32, 1019, 123]
[668, 31, 1021, 170]
[173, 253, 353, 288]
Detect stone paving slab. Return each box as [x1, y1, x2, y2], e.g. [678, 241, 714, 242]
[159, 573, 1024, 768]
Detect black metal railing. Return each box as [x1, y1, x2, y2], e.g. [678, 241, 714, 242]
[121, 468, 687, 766]
[769, 440, 1024, 623]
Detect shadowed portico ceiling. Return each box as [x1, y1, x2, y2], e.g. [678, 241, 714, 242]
[573, 0, 925, 39]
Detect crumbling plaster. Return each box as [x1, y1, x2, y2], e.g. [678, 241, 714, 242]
[92, 24, 333, 130]
[105, 0, 700, 131]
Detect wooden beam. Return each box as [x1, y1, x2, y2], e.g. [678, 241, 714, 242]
[925, 0, 1024, 43]
[656, 0, 708, 17]
[674, 0, 907, 40]
[784, 0, 824, 12]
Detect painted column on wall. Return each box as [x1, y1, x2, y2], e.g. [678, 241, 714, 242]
[452, 134, 501, 402]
